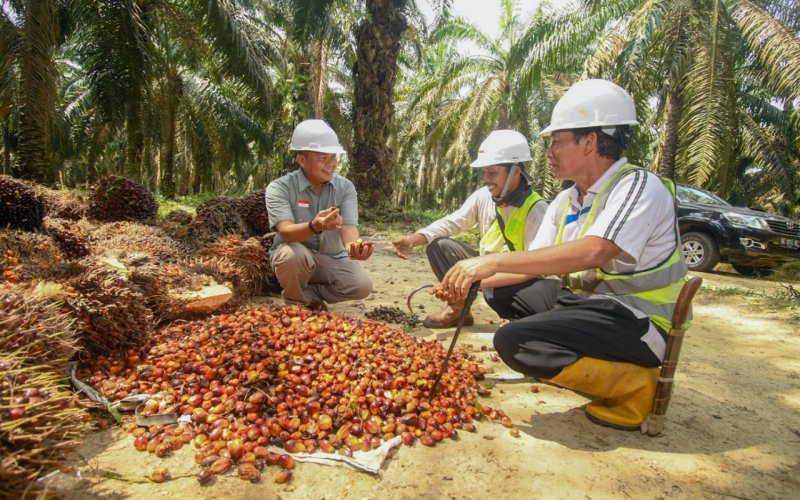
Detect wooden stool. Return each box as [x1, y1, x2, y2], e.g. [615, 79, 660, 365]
[642, 276, 703, 436]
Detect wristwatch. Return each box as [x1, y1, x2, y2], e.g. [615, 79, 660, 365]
[308, 220, 323, 235]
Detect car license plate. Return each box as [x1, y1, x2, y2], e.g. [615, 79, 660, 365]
[780, 238, 800, 249]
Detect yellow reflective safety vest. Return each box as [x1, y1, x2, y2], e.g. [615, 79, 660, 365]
[479, 190, 543, 255]
[554, 164, 688, 332]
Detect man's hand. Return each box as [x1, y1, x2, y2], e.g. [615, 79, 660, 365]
[348, 239, 374, 260]
[391, 233, 426, 259]
[311, 207, 343, 232]
[391, 236, 414, 259]
[441, 254, 498, 301]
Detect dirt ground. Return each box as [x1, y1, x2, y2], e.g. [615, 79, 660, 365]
[56, 238, 800, 499]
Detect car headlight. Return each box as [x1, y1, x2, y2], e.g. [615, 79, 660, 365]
[722, 212, 769, 229]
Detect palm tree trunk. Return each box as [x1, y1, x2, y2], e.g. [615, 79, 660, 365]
[351, 0, 408, 207]
[308, 38, 327, 118]
[15, 0, 58, 185]
[161, 75, 180, 198]
[126, 98, 144, 181]
[657, 84, 683, 180]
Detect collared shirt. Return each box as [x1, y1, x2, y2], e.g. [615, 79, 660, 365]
[529, 158, 677, 272]
[265, 168, 358, 257]
[419, 186, 547, 252]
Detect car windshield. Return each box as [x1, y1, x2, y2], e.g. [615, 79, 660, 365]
[677, 185, 730, 206]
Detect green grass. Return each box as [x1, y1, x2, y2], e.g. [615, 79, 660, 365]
[707, 284, 799, 309]
[156, 192, 219, 219]
[774, 261, 800, 282]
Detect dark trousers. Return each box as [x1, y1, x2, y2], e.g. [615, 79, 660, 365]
[493, 289, 663, 379]
[425, 237, 477, 280]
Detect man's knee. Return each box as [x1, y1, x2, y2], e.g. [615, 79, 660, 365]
[272, 243, 315, 273]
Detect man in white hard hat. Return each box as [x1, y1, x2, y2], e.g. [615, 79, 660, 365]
[441, 80, 688, 430]
[265, 119, 373, 310]
[392, 129, 548, 328]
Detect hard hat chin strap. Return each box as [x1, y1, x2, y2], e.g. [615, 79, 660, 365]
[494, 164, 525, 202]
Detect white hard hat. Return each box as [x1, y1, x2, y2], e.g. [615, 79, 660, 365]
[539, 79, 639, 137]
[470, 130, 532, 168]
[289, 119, 346, 154]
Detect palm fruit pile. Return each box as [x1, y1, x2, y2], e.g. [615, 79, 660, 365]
[0, 175, 45, 231]
[238, 189, 270, 235]
[78, 305, 511, 485]
[88, 175, 157, 223]
[0, 354, 88, 499]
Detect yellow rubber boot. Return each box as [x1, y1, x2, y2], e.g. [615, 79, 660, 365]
[545, 357, 659, 431]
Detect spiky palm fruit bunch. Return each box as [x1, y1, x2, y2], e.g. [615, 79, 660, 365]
[188, 197, 248, 246]
[0, 230, 64, 285]
[129, 262, 227, 321]
[88, 175, 157, 223]
[184, 256, 257, 305]
[0, 285, 79, 365]
[30, 184, 87, 220]
[159, 208, 194, 241]
[0, 354, 88, 499]
[43, 217, 93, 260]
[0, 175, 45, 231]
[65, 265, 154, 356]
[200, 235, 271, 293]
[92, 221, 179, 261]
[238, 188, 270, 235]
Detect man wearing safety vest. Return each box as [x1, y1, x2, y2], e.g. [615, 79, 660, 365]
[441, 79, 689, 430]
[392, 130, 548, 328]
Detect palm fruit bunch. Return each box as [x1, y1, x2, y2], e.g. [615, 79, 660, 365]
[238, 188, 270, 235]
[29, 183, 87, 220]
[159, 208, 194, 241]
[43, 217, 93, 260]
[192, 235, 270, 302]
[0, 284, 78, 365]
[129, 262, 231, 321]
[0, 354, 88, 499]
[0, 175, 45, 231]
[188, 197, 248, 246]
[78, 304, 510, 485]
[65, 264, 154, 355]
[92, 221, 179, 261]
[0, 230, 64, 285]
[183, 257, 253, 306]
[88, 175, 157, 223]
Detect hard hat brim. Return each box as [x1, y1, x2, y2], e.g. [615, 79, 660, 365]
[539, 119, 639, 138]
[292, 145, 346, 154]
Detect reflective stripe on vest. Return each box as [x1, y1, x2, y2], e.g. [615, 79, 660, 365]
[479, 191, 542, 254]
[555, 164, 688, 332]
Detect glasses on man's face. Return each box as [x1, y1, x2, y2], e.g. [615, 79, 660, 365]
[545, 134, 574, 153]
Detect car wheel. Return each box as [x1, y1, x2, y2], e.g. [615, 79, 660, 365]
[731, 264, 774, 278]
[680, 232, 720, 272]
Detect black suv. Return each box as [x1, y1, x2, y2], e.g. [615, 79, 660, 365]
[676, 184, 800, 276]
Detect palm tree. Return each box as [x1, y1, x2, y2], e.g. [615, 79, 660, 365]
[394, 0, 574, 209]
[350, 0, 410, 207]
[2, 0, 61, 185]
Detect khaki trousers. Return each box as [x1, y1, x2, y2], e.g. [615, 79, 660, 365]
[271, 242, 372, 305]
